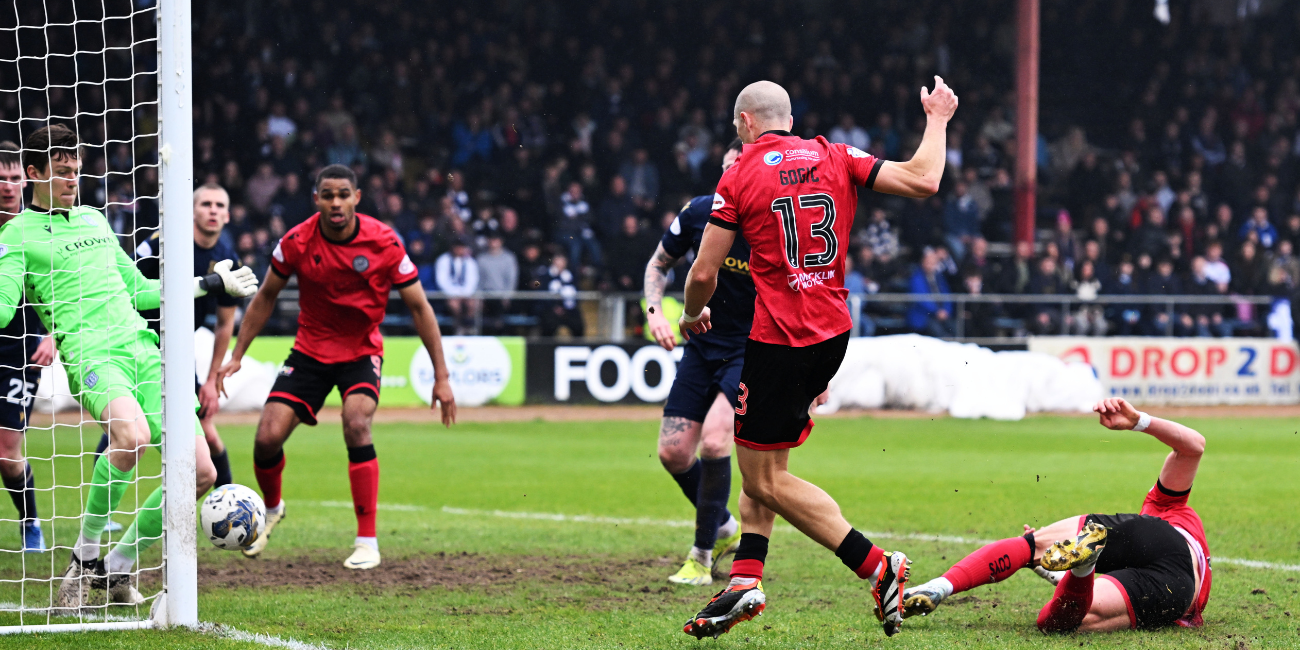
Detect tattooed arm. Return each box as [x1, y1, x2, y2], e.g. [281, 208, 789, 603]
[645, 242, 682, 350]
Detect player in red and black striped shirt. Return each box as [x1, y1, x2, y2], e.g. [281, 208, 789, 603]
[216, 164, 456, 570]
[679, 78, 958, 638]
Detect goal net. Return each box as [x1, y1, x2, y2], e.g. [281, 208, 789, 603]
[0, 0, 195, 632]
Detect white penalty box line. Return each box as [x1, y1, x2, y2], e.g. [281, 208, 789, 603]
[305, 501, 1300, 574]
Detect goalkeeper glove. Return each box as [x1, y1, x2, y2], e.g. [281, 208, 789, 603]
[194, 259, 259, 298]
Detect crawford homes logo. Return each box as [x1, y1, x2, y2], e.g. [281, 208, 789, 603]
[787, 269, 835, 291]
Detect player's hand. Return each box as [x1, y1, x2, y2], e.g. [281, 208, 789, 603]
[432, 378, 457, 427]
[198, 380, 221, 419]
[1093, 397, 1140, 430]
[30, 336, 55, 367]
[647, 308, 676, 351]
[679, 307, 711, 339]
[921, 75, 959, 122]
[214, 358, 241, 398]
[215, 260, 259, 298]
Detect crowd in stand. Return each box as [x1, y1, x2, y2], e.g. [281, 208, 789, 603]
[8, 0, 1300, 338]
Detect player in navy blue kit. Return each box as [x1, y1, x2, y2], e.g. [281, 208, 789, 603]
[96, 182, 242, 488]
[645, 139, 749, 585]
[0, 142, 55, 551]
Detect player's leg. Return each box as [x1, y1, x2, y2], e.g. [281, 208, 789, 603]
[0, 426, 41, 552]
[338, 354, 383, 569]
[698, 392, 740, 572]
[245, 351, 329, 558]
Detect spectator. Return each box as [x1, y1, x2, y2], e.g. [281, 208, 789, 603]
[942, 181, 980, 260]
[552, 181, 601, 270]
[540, 253, 585, 337]
[1027, 256, 1068, 335]
[1184, 256, 1233, 338]
[326, 122, 366, 168]
[477, 234, 519, 334]
[958, 272, 1000, 338]
[618, 148, 660, 211]
[1203, 241, 1231, 286]
[451, 113, 493, 168]
[1240, 206, 1279, 250]
[1072, 260, 1106, 336]
[1271, 239, 1300, 288]
[434, 238, 480, 334]
[244, 163, 282, 217]
[1143, 258, 1183, 336]
[596, 175, 637, 240]
[1282, 214, 1300, 249]
[270, 172, 312, 226]
[1107, 259, 1143, 336]
[1232, 240, 1268, 295]
[603, 216, 658, 291]
[863, 208, 899, 259]
[266, 101, 296, 141]
[996, 240, 1034, 295]
[828, 113, 870, 151]
[906, 248, 954, 338]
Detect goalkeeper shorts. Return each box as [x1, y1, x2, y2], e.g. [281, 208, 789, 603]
[65, 333, 163, 445]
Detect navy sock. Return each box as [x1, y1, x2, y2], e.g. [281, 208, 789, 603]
[694, 456, 733, 551]
[211, 449, 232, 488]
[2, 463, 36, 523]
[670, 458, 702, 508]
[93, 432, 109, 466]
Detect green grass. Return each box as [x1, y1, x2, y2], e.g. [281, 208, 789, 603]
[0, 413, 1296, 648]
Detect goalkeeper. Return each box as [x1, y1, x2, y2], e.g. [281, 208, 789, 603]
[0, 125, 257, 610]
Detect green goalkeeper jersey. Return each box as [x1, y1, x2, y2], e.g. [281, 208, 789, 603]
[0, 205, 160, 365]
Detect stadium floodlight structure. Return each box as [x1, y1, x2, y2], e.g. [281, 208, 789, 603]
[0, 0, 194, 632]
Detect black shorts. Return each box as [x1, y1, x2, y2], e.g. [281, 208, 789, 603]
[663, 344, 743, 422]
[267, 349, 382, 426]
[733, 330, 849, 451]
[1084, 513, 1196, 629]
[0, 365, 40, 430]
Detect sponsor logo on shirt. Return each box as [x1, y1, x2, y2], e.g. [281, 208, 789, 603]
[784, 149, 820, 162]
[398, 254, 416, 275]
[278, 365, 294, 377]
[352, 255, 370, 273]
[84, 370, 99, 389]
[846, 146, 871, 158]
[711, 193, 726, 210]
[786, 269, 836, 291]
[763, 151, 784, 165]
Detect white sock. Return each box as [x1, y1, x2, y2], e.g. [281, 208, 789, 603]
[105, 548, 134, 575]
[355, 536, 378, 552]
[717, 516, 739, 539]
[689, 546, 713, 568]
[1070, 563, 1096, 578]
[867, 563, 883, 583]
[75, 533, 100, 562]
[266, 501, 285, 515]
[924, 577, 954, 599]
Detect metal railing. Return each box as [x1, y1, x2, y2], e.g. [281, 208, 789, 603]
[273, 289, 1278, 342]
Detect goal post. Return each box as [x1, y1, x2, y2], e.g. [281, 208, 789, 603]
[158, 0, 197, 629]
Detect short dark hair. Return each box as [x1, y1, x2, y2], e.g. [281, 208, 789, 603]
[727, 137, 743, 154]
[22, 124, 80, 176]
[0, 141, 18, 168]
[314, 164, 356, 190]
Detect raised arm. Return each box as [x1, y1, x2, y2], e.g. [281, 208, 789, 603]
[1094, 397, 1205, 492]
[681, 223, 737, 336]
[872, 76, 959, 199]
[644, 242, 682, 350]
[214, 268, 287, 395]
[398, 281, 456, 427]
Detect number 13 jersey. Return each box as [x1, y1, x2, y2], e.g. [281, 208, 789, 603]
[709, 131, 883, 347]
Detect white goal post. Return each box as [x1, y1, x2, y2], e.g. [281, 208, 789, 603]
[0, 0, 195, 633]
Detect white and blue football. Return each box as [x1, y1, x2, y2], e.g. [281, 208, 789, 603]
[201, 484, 266, 550]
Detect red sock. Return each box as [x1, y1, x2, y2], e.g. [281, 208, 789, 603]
[941, 535, 1033, 593]
[348, 456, 379, 537]
[856, 545, 885, 580]
[1036, 569, 1094, 633]
[730, 559, 764, 581]
[729, 533, 768, 581]
[253, 451, 285, 509]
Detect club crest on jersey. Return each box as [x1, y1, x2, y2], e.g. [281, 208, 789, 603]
[846, 146, 871, 158]
[84, 370, 99, 389]
[711, 193, 725, 211]
[763, 151, 784, 165]
[786, 270, 835, 291]
[0, 244, 7, 259]
[352, 255, 370, 273]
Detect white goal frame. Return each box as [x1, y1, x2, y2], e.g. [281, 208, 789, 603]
[0, 0, 196, 633]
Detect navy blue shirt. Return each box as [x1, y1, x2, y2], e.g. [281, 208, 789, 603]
[136, 233, 242, 332]
[0, 302, 43, 370]
[660, 195, 755, 357]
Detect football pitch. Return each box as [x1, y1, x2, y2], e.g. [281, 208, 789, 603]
[0, 411, 1296, 649]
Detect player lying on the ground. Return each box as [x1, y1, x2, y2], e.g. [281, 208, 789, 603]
[678, 77, 957, 639]
[644, 138, 748, 586]
[216, 164, 456, 571]
[903, 397, 1211, 633]
[0, 125, 258, 610]
[0, 140, 55, 553]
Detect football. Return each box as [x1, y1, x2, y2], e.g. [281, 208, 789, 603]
[200, 484, 266, 550]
